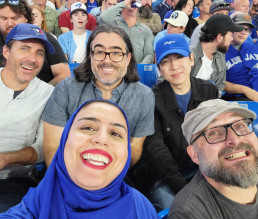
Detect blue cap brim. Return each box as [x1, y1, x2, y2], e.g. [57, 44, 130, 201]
[157, 49, 190, 64]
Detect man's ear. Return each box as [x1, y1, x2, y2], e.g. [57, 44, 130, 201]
[2, 45, 9, 60]
[187, 145, 200, 165]
[216, 33, 223, 43]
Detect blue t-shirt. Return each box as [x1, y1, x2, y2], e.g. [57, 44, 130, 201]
[87, 0, 98, 13]
[175, 90, 192, 115]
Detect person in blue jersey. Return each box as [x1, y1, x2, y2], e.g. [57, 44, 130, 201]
[0, 99, 159, 219]
[129, 34, 218, 212]
[224, 13, 258, 101]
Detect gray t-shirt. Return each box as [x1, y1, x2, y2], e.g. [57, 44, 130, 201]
[42, 76, 155, 137]
[168, 171, 258, 219]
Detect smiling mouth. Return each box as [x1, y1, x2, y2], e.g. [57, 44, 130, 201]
[225, 151, 250, 160]
[82, 153, 110, 166]
[21, 65, 35, 70]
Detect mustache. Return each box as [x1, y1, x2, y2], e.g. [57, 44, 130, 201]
[97, 63, 118, 69]
[218, 143, 255, 158]
[21, 61, 39, 69]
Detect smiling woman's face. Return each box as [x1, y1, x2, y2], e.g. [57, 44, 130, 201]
[64, 102, 128, 191]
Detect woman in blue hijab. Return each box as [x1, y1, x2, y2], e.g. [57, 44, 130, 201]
[0, 100, 158, 219]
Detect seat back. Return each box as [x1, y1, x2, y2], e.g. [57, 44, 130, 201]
[158, 208, 169, 219]
[137, 64, 159, 88]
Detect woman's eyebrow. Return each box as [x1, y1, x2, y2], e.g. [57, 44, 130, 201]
[110, 122, 127, 131]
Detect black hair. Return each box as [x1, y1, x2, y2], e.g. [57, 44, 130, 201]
[74, 23, 139, 83]
[0, 0, 34, 24]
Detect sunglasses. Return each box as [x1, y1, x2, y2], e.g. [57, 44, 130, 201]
[0, 0, 19, 5]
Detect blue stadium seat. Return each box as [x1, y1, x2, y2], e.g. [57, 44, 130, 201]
[137, 64, 159, 88]
[234, 101, 258, 136]
[69, 63, 80, 76]
[158, 208, 169, 219]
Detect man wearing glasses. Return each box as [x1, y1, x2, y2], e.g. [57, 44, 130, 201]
[42, 23, 155, 168]
[168, 99, 258, 218]
[224, 13, 258, 101]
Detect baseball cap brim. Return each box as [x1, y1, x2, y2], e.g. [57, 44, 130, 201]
[234, 21, 255, 29]
[157, 48, 189, 64]
[228, 22, 244, 33]
[164, 18, 181, 27]
[11, 35, 55, 54]
[192, 107, 256, 137]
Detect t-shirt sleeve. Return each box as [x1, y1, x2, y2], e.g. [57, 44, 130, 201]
[45, 31, 68, 65]
[131, 87, 155, 137]
[42, 79, 70, 127]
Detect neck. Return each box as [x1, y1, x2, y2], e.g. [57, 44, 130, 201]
[201, 42, 217, 60]
[73, 28, 86, 35]
[204, 175, 258, 204]
[170, 78, 191, 95]
[123, 13, 137, 27]
[199, 13, 209, 21]
[1, 68, 29, 91]
[37, 3, 46, 10]
[95, 79, 122, 100]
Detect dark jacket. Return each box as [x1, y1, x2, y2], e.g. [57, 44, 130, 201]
[129, 77, 218, 195]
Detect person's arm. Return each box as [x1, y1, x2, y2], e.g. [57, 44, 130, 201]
[59, 11, 70, 34]
[130, 137, 145, 167]
[224, 81, 258, 102]
[45, 32, 70, 85]
[43, 122, 64, 167]
[48, 63, 70, 86]
[86, 13, 97, 31]
[99, 1, 126, 24]
[53, 13, 62, 37]
[0, 147, 38, 171]
[140, 27, 154, 64]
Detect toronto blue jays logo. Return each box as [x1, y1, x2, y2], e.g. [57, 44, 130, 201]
[29, 27, 44, 35]
[75, 3, 82, 8]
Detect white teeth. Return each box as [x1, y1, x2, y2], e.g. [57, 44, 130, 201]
[22, 65, 33, 70]
[225, 151, 247, 160]
[82, 153, 110, 165]
[102, 68, 114, 72]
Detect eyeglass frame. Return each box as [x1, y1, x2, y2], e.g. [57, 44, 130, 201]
[242, 27, 252, 34]
[0, 0, 19, 5]
[91, 50, 129, 62]
[190, 118, 254, 145]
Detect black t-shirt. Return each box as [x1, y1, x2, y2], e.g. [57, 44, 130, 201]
[0, 31, 68, 83]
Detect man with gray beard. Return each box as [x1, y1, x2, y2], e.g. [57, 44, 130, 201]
[168, 99, 258, 219]
[137, 0, 162, 35]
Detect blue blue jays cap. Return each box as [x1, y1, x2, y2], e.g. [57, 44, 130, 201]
[155, 34, 190, 65]
[5, 23, 55, 54]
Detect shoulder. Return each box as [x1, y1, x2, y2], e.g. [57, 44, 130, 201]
[152, 80, 167, 95]
[191, 77, 218, 96]
[127, 81, 153, 96]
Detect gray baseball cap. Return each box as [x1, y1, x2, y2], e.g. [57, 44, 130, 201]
[209, 0, 234, 14]
[182, 99, 257, 144]
[231, 13, 255, 29]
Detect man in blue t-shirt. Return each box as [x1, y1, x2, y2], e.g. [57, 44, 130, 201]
[224, 13, 258, 101]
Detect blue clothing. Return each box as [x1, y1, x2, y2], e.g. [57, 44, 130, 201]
[58, 30, 91, 63]
[154, 0, 172, 20]
[0, 100, 159, 219]
[225, 41, 258, 93]
[154, 31, 190, 50]
[86, 0, 98, 13]
[175, 90, 192, 115]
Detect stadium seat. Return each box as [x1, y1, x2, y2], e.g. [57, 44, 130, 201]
[137, 64, 159, 88]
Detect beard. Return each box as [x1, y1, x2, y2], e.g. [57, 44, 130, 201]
[138, 5, 153, 19]
[217, 39, 230, 54]
[196, 143, 258, 189]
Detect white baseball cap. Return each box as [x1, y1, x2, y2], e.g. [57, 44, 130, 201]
[164, 10, 189, 27]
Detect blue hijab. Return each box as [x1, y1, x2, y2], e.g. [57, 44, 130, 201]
[3, 100, 158, 219]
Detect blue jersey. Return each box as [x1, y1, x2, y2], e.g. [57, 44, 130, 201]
[225, 41, 258, 92]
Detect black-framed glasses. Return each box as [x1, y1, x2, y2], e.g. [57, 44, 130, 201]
[191, 118, 254, 145]
[0, 0, 19, 5]
[91, 50, 128, 62]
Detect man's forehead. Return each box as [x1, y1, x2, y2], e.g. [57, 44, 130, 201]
[206, 112, 244, 128]
[13, 39, 45, 50]
[91, 33, 127, 50]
